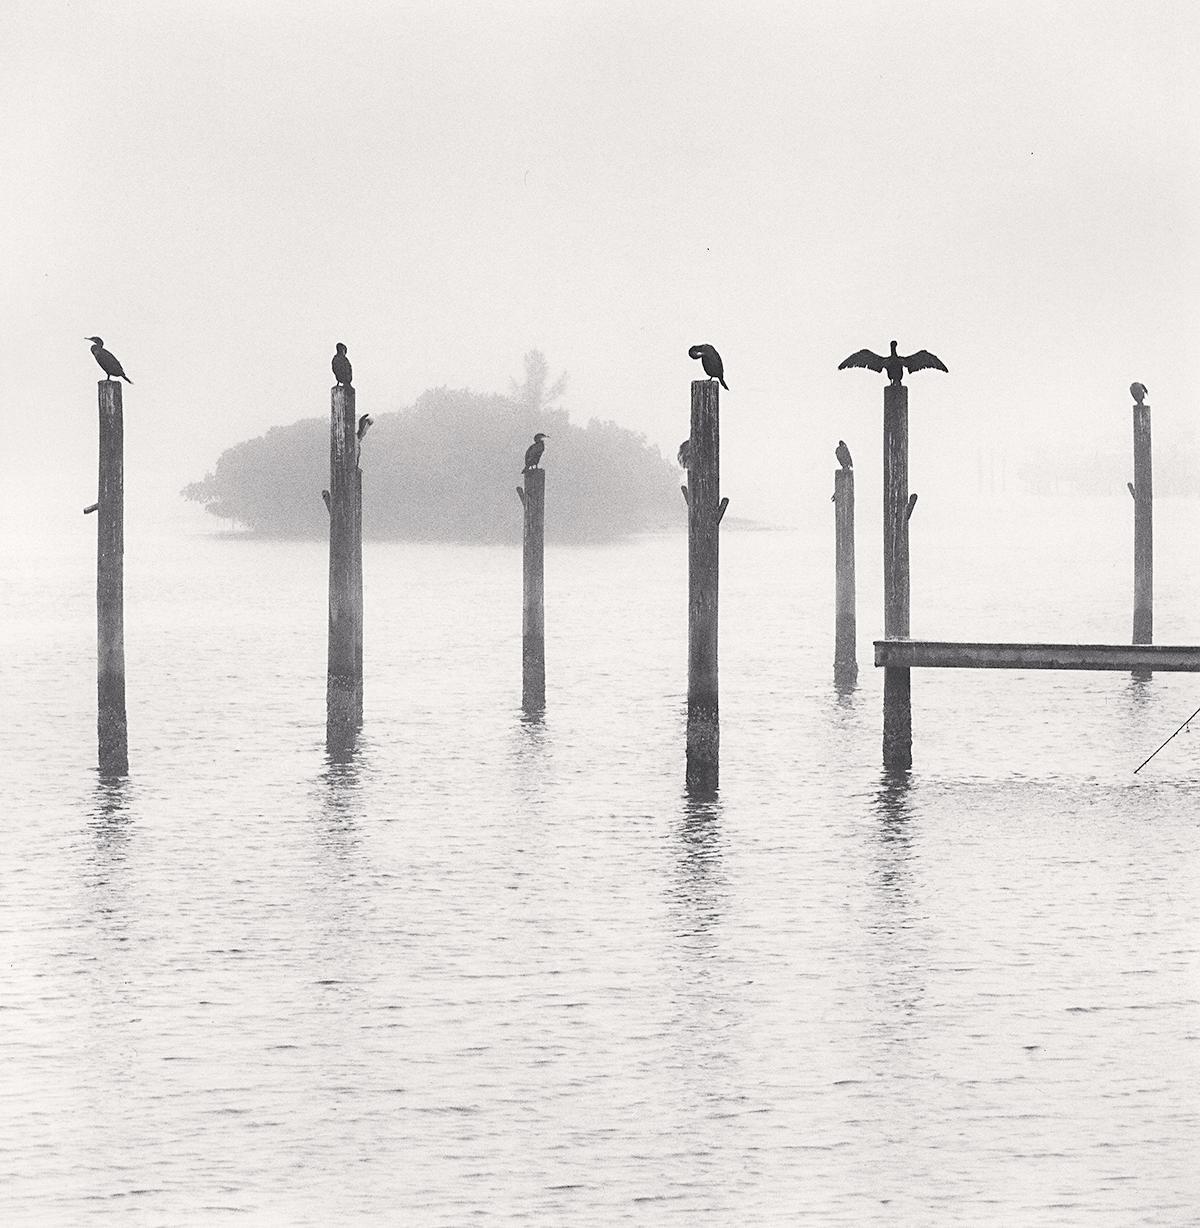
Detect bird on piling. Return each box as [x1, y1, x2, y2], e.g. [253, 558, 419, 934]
[357, 413, 373, 442]
[688, 344, 729, 390]
[332, 342, 353, 386]
[523, 433, 548, 472]
[85, 338, 132, 383]
[835, 440, 853, 470]
[838, 339, 946, 386]
[1131, 382, 1148, 405]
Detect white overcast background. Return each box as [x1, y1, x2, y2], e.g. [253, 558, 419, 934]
[3, 0, 1197, 525]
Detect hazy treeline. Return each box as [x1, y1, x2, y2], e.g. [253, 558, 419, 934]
[183, 352, 682, 542]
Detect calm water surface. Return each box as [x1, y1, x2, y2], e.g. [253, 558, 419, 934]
[2, 493, 1198, 1224]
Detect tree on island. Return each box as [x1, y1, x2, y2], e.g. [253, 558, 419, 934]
[183, 351, 681, 543]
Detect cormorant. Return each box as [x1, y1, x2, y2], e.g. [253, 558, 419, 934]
[677, 439, 692, 469]
[332, 342, 352, 386]
[688, 344, 729, 390]
[85, 337, 132, 383]
[523, 433, 548, 472]
[357, 413, 373, 442]
[838, 340, 946, 386]
[1130, 382, 1148, 405]
[835, 440, 853, 470]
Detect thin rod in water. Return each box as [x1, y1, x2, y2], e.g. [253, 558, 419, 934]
[1134, 701, 1200, 774]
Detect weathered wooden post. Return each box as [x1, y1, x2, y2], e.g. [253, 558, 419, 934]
[1131, 389, 1153, 649]
[517, 467, 546, 709]
[833, 464, 857, 685]
[687, 379, 722, 791]
[882, 383, 912, 768]
[353, 467, 364, 724]
[96, 380, 128, 775]
[327, 384, 362, 750]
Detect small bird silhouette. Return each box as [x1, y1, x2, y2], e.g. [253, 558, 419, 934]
[332, 342, 352, 386]
[523, 433, 548, 472]
[838, 340, 946, 386]
[357, 413, 373, 442]
[688, 344, 729, 390]
[835, 440, 853, 470]
[677, 439, 692, 469]
[1130, 382, 1148, 405]
[85, 337, 132, 383]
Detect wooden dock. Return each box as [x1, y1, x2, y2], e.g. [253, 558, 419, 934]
[875, 640, 1200, 673]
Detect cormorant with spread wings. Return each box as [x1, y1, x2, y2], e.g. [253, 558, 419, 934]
[838, 339, 946, 386]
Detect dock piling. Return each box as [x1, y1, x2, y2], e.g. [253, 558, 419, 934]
[519, 467, 546, 709]
[97, 380, 128, 775]
[833, 464, 857, 686]
[1132, 396, 1153, 651]
[326, 384, 362, 751]
[882, 384, 912, 768]
[687, 379, 721, 791]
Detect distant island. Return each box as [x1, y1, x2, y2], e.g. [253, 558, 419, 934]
[183, 352, 682, 542]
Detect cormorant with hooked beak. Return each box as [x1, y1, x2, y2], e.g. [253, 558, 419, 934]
[523, 433, 548, 472]
[1130, 382, 1148, 405]
[835, 440, 853, 470]
[838, 339, 946, 386]
[688, 344, 729, 390]
[86, 337, 132, 383]
[332, 342, 352, 386]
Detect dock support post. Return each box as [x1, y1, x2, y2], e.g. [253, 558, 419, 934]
[353, 467, 364, 723]
[834, 465, 858, 686]
[882, 384, 912, 768]
[519, 467, 546, 709]
[687, 379, 720, 791]
[327, 385, 362, 752]
[1132, 397, 1153, 655]
[97, 380, 128, 775]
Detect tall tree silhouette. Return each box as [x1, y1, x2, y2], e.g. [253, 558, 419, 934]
[510, 350, 568, 427]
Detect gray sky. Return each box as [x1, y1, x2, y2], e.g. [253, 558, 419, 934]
[4, 0, 1198, 522]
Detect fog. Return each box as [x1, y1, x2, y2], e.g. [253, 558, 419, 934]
[3, 1, 1198, 536]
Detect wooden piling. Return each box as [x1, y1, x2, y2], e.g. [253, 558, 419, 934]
[882, 383, 911, 768]
[97, 380, 128, 775]
[519, 466, 546, 709]
[327, 385, 362, 750]
[687, 379, 720, 791]
[1132, 399, 1153, 648]
[353, 468, 364, 723]
[833, 466, 857, 685]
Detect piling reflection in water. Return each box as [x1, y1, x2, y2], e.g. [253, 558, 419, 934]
[674, 788, 726, 944]
[868, 769, 926, 1048]
[90, 770, 133, 828]
[318, 746, 365, 838]
[833, 669, 859, 705]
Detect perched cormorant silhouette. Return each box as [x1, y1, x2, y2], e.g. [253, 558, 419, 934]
[1130, 382, 1148, 405]
[677, 439, 692, 469]
[357, 413, 373, 442]
[85, 337, 132, 383]
[332, 342, 352, 386]
[835, 440, 853, 470]
[688, 344, 729, 390]
[523, 433, 548, 472]
[838, 340, 946, 386]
